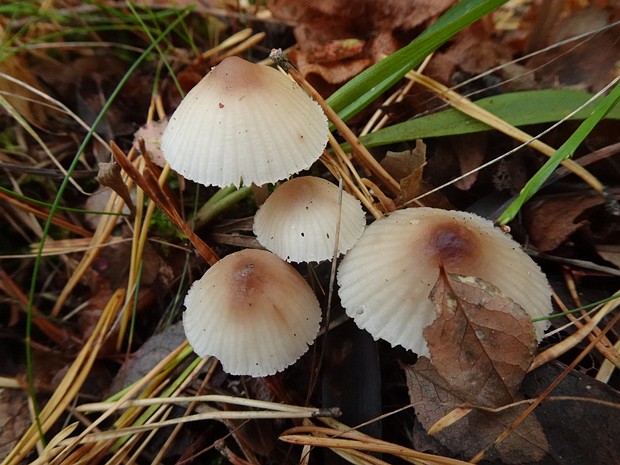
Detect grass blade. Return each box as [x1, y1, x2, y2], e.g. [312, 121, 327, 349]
[497, 77, 620, 225]
[357, 89, 620, 148]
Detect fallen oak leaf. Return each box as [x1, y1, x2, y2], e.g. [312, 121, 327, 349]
[424, 271, 537, 407]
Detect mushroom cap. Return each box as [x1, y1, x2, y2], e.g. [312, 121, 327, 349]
[183, 249, 322, 376]
[337, 207, 552, 356]
[161, 56, 328, 187]
[253, 176, 366, 262]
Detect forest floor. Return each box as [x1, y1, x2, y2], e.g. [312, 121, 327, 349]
[0, 1, 619, 464]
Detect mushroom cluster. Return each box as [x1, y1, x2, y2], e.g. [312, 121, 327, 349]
[337, 207, 552, 356]
[163, 57, 336, 376]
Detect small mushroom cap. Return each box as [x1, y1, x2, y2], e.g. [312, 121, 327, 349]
[161, 56, 328, 187]
[253, 176, 366, 262]
[183, 249, 322, 376]
[337, 207, 552, 356]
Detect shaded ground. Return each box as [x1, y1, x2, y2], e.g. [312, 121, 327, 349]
[0, 1, 619, 464]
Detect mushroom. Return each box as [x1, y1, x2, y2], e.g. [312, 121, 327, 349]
[161, 56, 329, 188]
[183, 249, 322, 376]
[337, 207, 552, 356]
[253, 176, 366, 262]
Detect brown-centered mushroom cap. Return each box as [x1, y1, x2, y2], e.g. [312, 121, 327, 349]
[161, 56, 328, 188]
[337, 207, 552, 356]
[253, 176, 366, 262]
[183, 249, 322, 376]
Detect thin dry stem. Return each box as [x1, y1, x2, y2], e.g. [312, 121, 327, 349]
[278, 59, 400, 196]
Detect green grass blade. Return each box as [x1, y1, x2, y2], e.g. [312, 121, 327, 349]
[497, 78, 620, 225]
[326, 0, 508, 122]
[356, 89, 620, 148]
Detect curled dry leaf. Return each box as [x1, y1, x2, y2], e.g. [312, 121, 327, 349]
[424, 272, 538, 407]
[404, 357, 549, 464]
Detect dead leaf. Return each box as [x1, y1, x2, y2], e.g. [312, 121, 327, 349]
[522, 362, 620, 465]
[380, 140, 427, 182]
[111, 321, 186, 392]
[383, 140, 451, 208]
[453, 134, 487, 191]
[424, 272, 537, 407]
[524, 6, 619, 91]
[405, 357, 549, 463]
[0, 53, 48, 126]
[524, 194, 605, 252]
[425, 22, 512, 85]
[596, 244, 620, 268]
[268, 0, 456, 87]
[0, 389, 31, 458]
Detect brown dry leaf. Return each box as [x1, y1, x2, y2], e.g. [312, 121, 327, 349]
[269, 0, 456, 86]
[521, 362, 620, 464]
[405, 357, 549, 463]
[380, 140, 427, 182]
[0, 53, 48, 126]
[0, 389, 31, 458]
[424, 272, 537, 407]
[384, 140, 452, 209]
[425, 22, 512, 84]
[453, 134, 487, 191]
[524, 194, 605, 252]
[524, 6, 619, 91]
[0, 389, 30, 457]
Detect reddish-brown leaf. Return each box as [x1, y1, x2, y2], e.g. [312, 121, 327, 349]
[404, 358, 548, 463]
[424, 272, 537, 407]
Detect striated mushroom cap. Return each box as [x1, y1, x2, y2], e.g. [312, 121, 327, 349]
[253, 176, 366, 262]
[161, 56, 328, 187]
[183, 249, 322, 376]
[337, 207, 552, 356]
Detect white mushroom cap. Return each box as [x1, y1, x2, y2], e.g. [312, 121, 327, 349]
[183, 249, 322, 376]
[337, 207, 552, 356]
[253, 176, 366, 262]
[161, 56, 329, 187]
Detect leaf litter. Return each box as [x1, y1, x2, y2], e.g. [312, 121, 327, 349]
[0, 1, 619, 464]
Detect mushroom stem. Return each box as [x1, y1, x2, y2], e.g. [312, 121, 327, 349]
[271, 50, 400, 197]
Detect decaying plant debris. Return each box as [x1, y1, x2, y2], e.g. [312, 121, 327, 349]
[0, 1, 619, 464]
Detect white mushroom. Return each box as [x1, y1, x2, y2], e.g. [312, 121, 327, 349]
[183, 249, 322, 376]
[161, 56, 329, 187]
[253, 176, 366, 262]
[337, 207, 552, 356]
